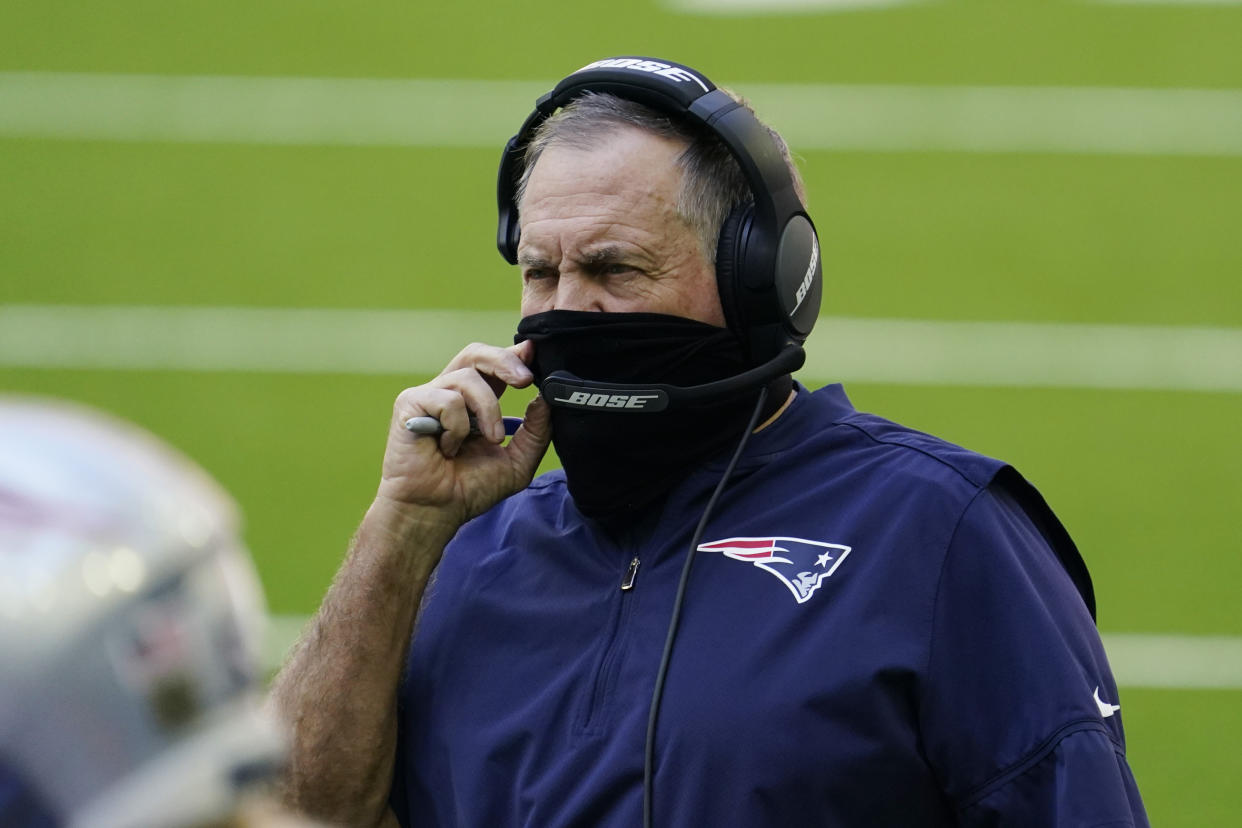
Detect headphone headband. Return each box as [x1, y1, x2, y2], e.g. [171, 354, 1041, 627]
[497, 57, 822, 359]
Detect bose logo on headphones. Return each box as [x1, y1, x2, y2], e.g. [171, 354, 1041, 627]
[551, 391, 664, 411]
[575, 58, 710, 92]
[792, 237, 820, 314]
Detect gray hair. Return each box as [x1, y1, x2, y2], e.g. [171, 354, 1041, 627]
[514, 91, 806, 264]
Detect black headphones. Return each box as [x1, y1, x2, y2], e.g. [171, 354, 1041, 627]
[496, 56, 822, 367]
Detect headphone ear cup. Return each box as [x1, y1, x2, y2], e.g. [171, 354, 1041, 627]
[714, 203, 752, 337]
[504, 219, 521, 262]
[496, 136, 525, 264]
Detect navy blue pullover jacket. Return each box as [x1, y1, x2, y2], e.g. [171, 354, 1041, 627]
[392, 383, 1147, 827]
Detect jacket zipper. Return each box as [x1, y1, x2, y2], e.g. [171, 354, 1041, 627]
[581, 555, 641, 735]
[621, 556, 641, 591]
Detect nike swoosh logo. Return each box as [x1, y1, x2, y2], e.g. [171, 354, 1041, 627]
[1094, 686, 1121, 718]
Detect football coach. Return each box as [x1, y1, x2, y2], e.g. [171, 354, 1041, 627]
[270, 57, 1148, 827]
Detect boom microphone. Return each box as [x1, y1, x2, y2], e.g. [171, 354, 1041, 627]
[541, 342, 805, 413]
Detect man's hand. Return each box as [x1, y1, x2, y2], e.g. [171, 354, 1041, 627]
[270, 338, 551, 827]
[377, 339, 552, 526]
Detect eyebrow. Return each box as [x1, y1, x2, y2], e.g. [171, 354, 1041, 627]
[517, 245, 647, 271]
[516, 252, 555, 269]
[578, 246, 629, 267]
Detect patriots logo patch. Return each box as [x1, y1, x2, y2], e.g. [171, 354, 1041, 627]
[697, 536, 852, 604]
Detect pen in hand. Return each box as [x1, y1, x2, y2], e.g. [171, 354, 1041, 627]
[404, 415, 524, 437]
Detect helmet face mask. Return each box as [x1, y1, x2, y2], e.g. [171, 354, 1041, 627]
[0, 397, 282, 828]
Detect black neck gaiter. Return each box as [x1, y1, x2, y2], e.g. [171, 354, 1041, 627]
[515, 310, 791, 523]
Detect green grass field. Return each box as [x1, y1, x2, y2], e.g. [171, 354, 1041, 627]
[2, 1, 1240, 823]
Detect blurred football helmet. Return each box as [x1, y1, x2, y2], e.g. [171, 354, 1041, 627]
[0, 396, 284, 827]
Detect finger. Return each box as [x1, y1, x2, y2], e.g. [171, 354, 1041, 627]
[434, 367, 508, 443]
[437, 406, 474, 458]
[402, 387, 472, 458]
[504, 394, 552, 482]
[511, 339, 535, 369]
[440, 342, 534, 396]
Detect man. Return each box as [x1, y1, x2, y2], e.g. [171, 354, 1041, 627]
[0, 396, 313, 827]
[271, 57, 1147, 826]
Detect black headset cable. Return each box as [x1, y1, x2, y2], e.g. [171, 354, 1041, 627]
[642, 384, 770, 828]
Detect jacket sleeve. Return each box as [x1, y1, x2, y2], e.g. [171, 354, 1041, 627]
[919, 480, 1148, 827]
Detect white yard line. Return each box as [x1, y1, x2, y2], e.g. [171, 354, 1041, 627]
[812, 316, 1242, 392]
[262, 614, 1242, 688]
[0, 305, 510, 377]
[3, 304, 1240, 393]
[3, 72, 1242, 156]
[0, 73, 541, 148]
[1102, 633, 1242, 689]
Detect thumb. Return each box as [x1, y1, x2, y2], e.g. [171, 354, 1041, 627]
[505, 394, 553, 481]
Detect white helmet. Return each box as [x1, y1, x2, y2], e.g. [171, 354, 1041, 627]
[0, 396, 284, 827]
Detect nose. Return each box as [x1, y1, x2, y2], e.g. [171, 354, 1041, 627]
[552, 273, 606, 313]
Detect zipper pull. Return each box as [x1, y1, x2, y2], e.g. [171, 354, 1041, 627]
[621, 556, 640, 591]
